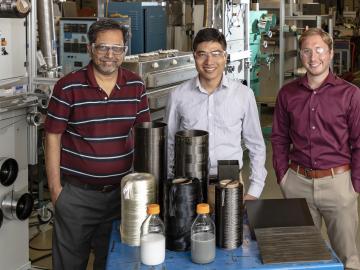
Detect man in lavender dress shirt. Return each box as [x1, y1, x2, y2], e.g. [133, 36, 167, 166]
[272, 28, 360, 269]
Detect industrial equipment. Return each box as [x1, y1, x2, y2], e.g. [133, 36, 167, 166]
[59, 17, 97, 74]
[0, 2, 37, 269]
[122, 50, 197, 120]
[106, 1, 167, 54]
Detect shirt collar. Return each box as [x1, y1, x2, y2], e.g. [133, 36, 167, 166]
[194, 73, 229, 94]
[298, 70, 340, 89]
[86, 61, 124, 89]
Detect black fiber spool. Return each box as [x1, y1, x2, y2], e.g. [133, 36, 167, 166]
[165, 178, 203, 251]
[174, 130, 209, 202]
[215, 180, 244, 250]
[134, 122, 167, 213]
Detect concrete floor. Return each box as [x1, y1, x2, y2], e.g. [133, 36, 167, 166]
[28, 106, 360, 269]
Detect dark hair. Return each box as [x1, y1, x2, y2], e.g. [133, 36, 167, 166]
[192, 28, 227, 51]
[87, 18, 129, 45]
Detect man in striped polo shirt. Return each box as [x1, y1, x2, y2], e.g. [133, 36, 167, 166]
[45, 19, 150, 270]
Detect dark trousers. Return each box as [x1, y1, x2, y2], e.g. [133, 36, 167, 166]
[52, 182, 121, 270]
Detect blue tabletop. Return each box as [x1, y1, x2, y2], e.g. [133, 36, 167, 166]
[106, 221, 343, 270]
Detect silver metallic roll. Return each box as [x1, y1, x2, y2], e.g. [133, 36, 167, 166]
[134, 121, 167, 211]
[1, 191, 34, 220]
[0, 157, 18, 187]
[175, 130, 209, 201]
[120, 173, 156, 246]
[26, 112, 41, 126]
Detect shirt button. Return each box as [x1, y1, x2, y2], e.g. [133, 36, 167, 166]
[314, 91, 317, 95]
[311, 108, 315, 111]
[312, 126, 316, 130]
[314, 161, 317, 165]
[104, 97, 108, 100]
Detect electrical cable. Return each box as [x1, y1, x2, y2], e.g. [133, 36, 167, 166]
[120, 173, 157, 246]
[215, 179, 244, 250]
[30, 253, 52, 264]
[165, 178, 203, 251]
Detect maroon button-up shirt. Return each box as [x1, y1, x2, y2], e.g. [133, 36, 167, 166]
[271, 71, 360, 192]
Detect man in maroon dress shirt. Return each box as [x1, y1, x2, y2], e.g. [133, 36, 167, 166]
[272, 28, 360, 269]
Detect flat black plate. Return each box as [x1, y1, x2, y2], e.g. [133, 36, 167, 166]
[245, 198, 314, 239]
[255, 226, 332, 264]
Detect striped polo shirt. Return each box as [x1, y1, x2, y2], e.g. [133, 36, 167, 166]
[44, 62, 150, 185]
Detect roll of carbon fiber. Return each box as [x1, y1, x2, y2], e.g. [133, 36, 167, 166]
[164, 178, 203, 251]
[215, 179, 244, 249]
[134, 122, 167, 212]
[174, 130, 209, 201]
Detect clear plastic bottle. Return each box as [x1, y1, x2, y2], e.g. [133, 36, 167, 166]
[191, 203, 216, 264]
[140, 204, 166, 265]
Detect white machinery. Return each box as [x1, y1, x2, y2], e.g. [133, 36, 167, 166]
[0, 1, 36, 269]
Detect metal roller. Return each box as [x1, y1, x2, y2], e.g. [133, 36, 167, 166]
[26, 112, 41, 126]
[175, 130, 209, 202]
[0, 0, 31, 18]
[0, 158, 18, 186]
[1, 191, 34, 220]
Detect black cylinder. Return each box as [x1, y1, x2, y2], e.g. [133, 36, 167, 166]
[164, 178, 203, 251]
[215, 180, 243, 249]
[134, 122, 167, 212]
[175, 130, 209, 202]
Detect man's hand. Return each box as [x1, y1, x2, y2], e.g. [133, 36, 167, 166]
[244, 194, 257, 200]
[50, 185, 63, 206]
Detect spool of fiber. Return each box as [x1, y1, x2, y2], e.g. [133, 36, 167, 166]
[215, 179, 244, 249]
[165, 178, 203, 251]
[134, 121, 167, 214]
[174, 130, 209, 201]
[120, 173, 156, 246]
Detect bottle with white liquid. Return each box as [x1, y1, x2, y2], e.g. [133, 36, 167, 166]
[140, 204, 166, 265]
[191, 203, 216, 264]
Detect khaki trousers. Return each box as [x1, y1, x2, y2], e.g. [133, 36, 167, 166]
[281, 169, 360, 270]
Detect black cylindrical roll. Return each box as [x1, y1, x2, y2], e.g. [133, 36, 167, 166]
[165, 178, 203, 251]
[134, 122, 167, 212]
[215, 179, 244, 250]
[174, 130, 209, 202]
[0, 158, 19, 186]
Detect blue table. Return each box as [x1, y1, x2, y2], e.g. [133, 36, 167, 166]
[106, 221, 343, 270]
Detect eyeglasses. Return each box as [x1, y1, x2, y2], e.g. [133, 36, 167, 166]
[300, 47, 329, 58]
[194, 50, 226, 60]
[92, 43, 128, 55]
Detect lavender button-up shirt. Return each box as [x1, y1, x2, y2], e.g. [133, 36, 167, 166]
[271, 71, 360, 192]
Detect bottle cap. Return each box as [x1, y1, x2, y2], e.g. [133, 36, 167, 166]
[147, 204, 160, 215]
[196, 203, 209, 214]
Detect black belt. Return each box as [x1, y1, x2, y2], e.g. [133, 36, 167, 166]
[63, 175, 120, 193]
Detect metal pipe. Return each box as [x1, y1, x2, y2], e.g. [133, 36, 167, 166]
[37, 0, 58, 74]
